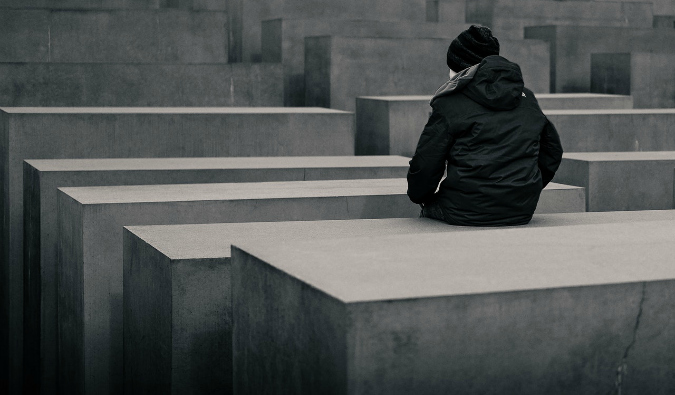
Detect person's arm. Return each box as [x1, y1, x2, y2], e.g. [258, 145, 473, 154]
[407, 108, 454, 204]
[538, 117, 563, 188]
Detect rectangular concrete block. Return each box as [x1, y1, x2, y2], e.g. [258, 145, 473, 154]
[555, 152, 675, 211]
[429, 0, 467, 24]
[305, 36, 549, 111]
[1, 106, 351, 395]
[0, 10, 50, 63]
[232, 220, 675, 394]
[261, 18, 470, 106]
[525, 26, 675, 93]
[545, 109, 675, 152]
[0, 63, 283, 107]
[22, 156, 408, 394]
[466, 0, 653, 39]
[355, 94, 634, 156]
[592, 52, 675, 109]
[653, 15, 675, 29]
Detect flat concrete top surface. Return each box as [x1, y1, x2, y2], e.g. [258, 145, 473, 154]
[563, 151, 675, 161]
[26, 156, 410, 172]
[358, 95, 432, 101]
[234, 220, 675, 303]
[544, 109, 675, 115]
[128, 210, 675, 260]
[59, 178, 409, 204]
[0, 107, 351, 114]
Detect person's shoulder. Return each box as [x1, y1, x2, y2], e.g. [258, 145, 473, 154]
[519, 87, 544, 112]
[432, 91, 475, 116]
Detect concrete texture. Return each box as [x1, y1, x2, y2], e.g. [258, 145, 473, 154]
[0, 9, 228, 64]
[544, 109, 675, 152]
[0, 107, 352, 395]
[228, 0, 426, 63]
[261, 18, 470, 106]
[232, 219, 675, 394]
[465, 0, 653, 39]
[0, 63, 283, 107]
[123, 209, 674, 393]
[0, 0, 227, 10]
[305, 36, 549, 111]
[555, 152, 675, 211]
[355, 94, 634, 156]
[22, 156, 409, 395]
[592, 52, 675, 109]
[426, 0, 467, 24]
[525, 26, 675, 93]
[653, 15, 675, 28]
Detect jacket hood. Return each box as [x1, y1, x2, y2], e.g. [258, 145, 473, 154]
[431, 55, 524, 111]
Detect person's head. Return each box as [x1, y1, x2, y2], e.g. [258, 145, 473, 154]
[446, 25, 500, 73]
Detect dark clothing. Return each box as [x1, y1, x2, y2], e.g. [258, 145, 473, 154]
[407, 55, 563, 226]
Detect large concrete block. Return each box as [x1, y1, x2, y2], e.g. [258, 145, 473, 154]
[0, 10, 49, 63]
[425, 0, 467, 24]
[305, 36, 549, 111]
[261, 18, 470, 106]
[525, 25, 675, 92]
[555, 152, 675, 211]
[592, 52, 675, 109]
[57, 178, 421, 395]
[465, 0, 653, 39]
[0, 63, 283, 107]
[0, 107, 351, 395]
[355, 94, 633, 156]
[22, 156, 408, 394]
[232, 220, 675, 394]
[653, 15, 675, 28]
[545, 109, 675, 152]
[125, 209, 674, 393]
[229, 0, 426, 63]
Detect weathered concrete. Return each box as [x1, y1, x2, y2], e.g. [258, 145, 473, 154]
[525, 26, 675, 92]
[232, 220, 675, 394]
[124, 209, 672, 393]
[0, 63, 283, 107]
[305, 36, 549, 111]
[23, 156, 408, 394]
[0, 0, 226, 10]
[261, 18, 470, 106]
[0, 107, 352, 395]
[465, 0, 653, 39]
[0, 9, 228, 64]
[555, 152, 675, 212]
[58, 178, 582, 394]
[355, 94, 634, 156]
[545, 109, 675, 152]
[592, 52, 675, 109]
[653, 15, 675, 29]
[425, 0, 467, 24]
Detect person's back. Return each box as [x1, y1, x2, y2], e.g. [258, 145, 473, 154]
[407, 26, 563, 226]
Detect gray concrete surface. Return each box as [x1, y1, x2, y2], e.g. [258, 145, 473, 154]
[261, 18, 470, 106]
[525, 26, 675, 93]
[232, 219, 675, 394]
[0, 0, 226, 10]
[0, 63, 283, 107]
[57, 178, 582, 394]
[592, 52, 675, 109]
[23, 155, 409, 394]
[0, 107, 352, 395]
[355, 94, 634, 156]
[555, 151, 675, 212]
[465, 0, 652, 39]
[305, 36, 549, 111]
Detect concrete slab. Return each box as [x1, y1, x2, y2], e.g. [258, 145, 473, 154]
[592, 52, 675, 109]
[261, 18, 470, 106]
[653, 15, 675, 29]
[355, 94, 634, 156]
[466, 0, 653, 39]
[23, 156, 409, 394]
[525, 25, 675, 93]
[0, 107, 352, 395]
[58, 178, 581, 394]
[305, 36, 549, 111]
[232, 220, 675, 394]
[545, 109, 675, 152]
[426, 0, 467, 24]
[0, 0, 226, 10]
[0, 63, 283, 107]
[555, 151, 675, 212]
[123, 209, 672, 393]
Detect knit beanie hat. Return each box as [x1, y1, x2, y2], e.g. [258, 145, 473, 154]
[446, 25, 500, 72]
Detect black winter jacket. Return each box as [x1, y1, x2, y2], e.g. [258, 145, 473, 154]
[407, 55, 563, 226]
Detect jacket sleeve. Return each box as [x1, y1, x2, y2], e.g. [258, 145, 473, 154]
[407, 108, 454, 204]
[538, 117, 564, 188]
